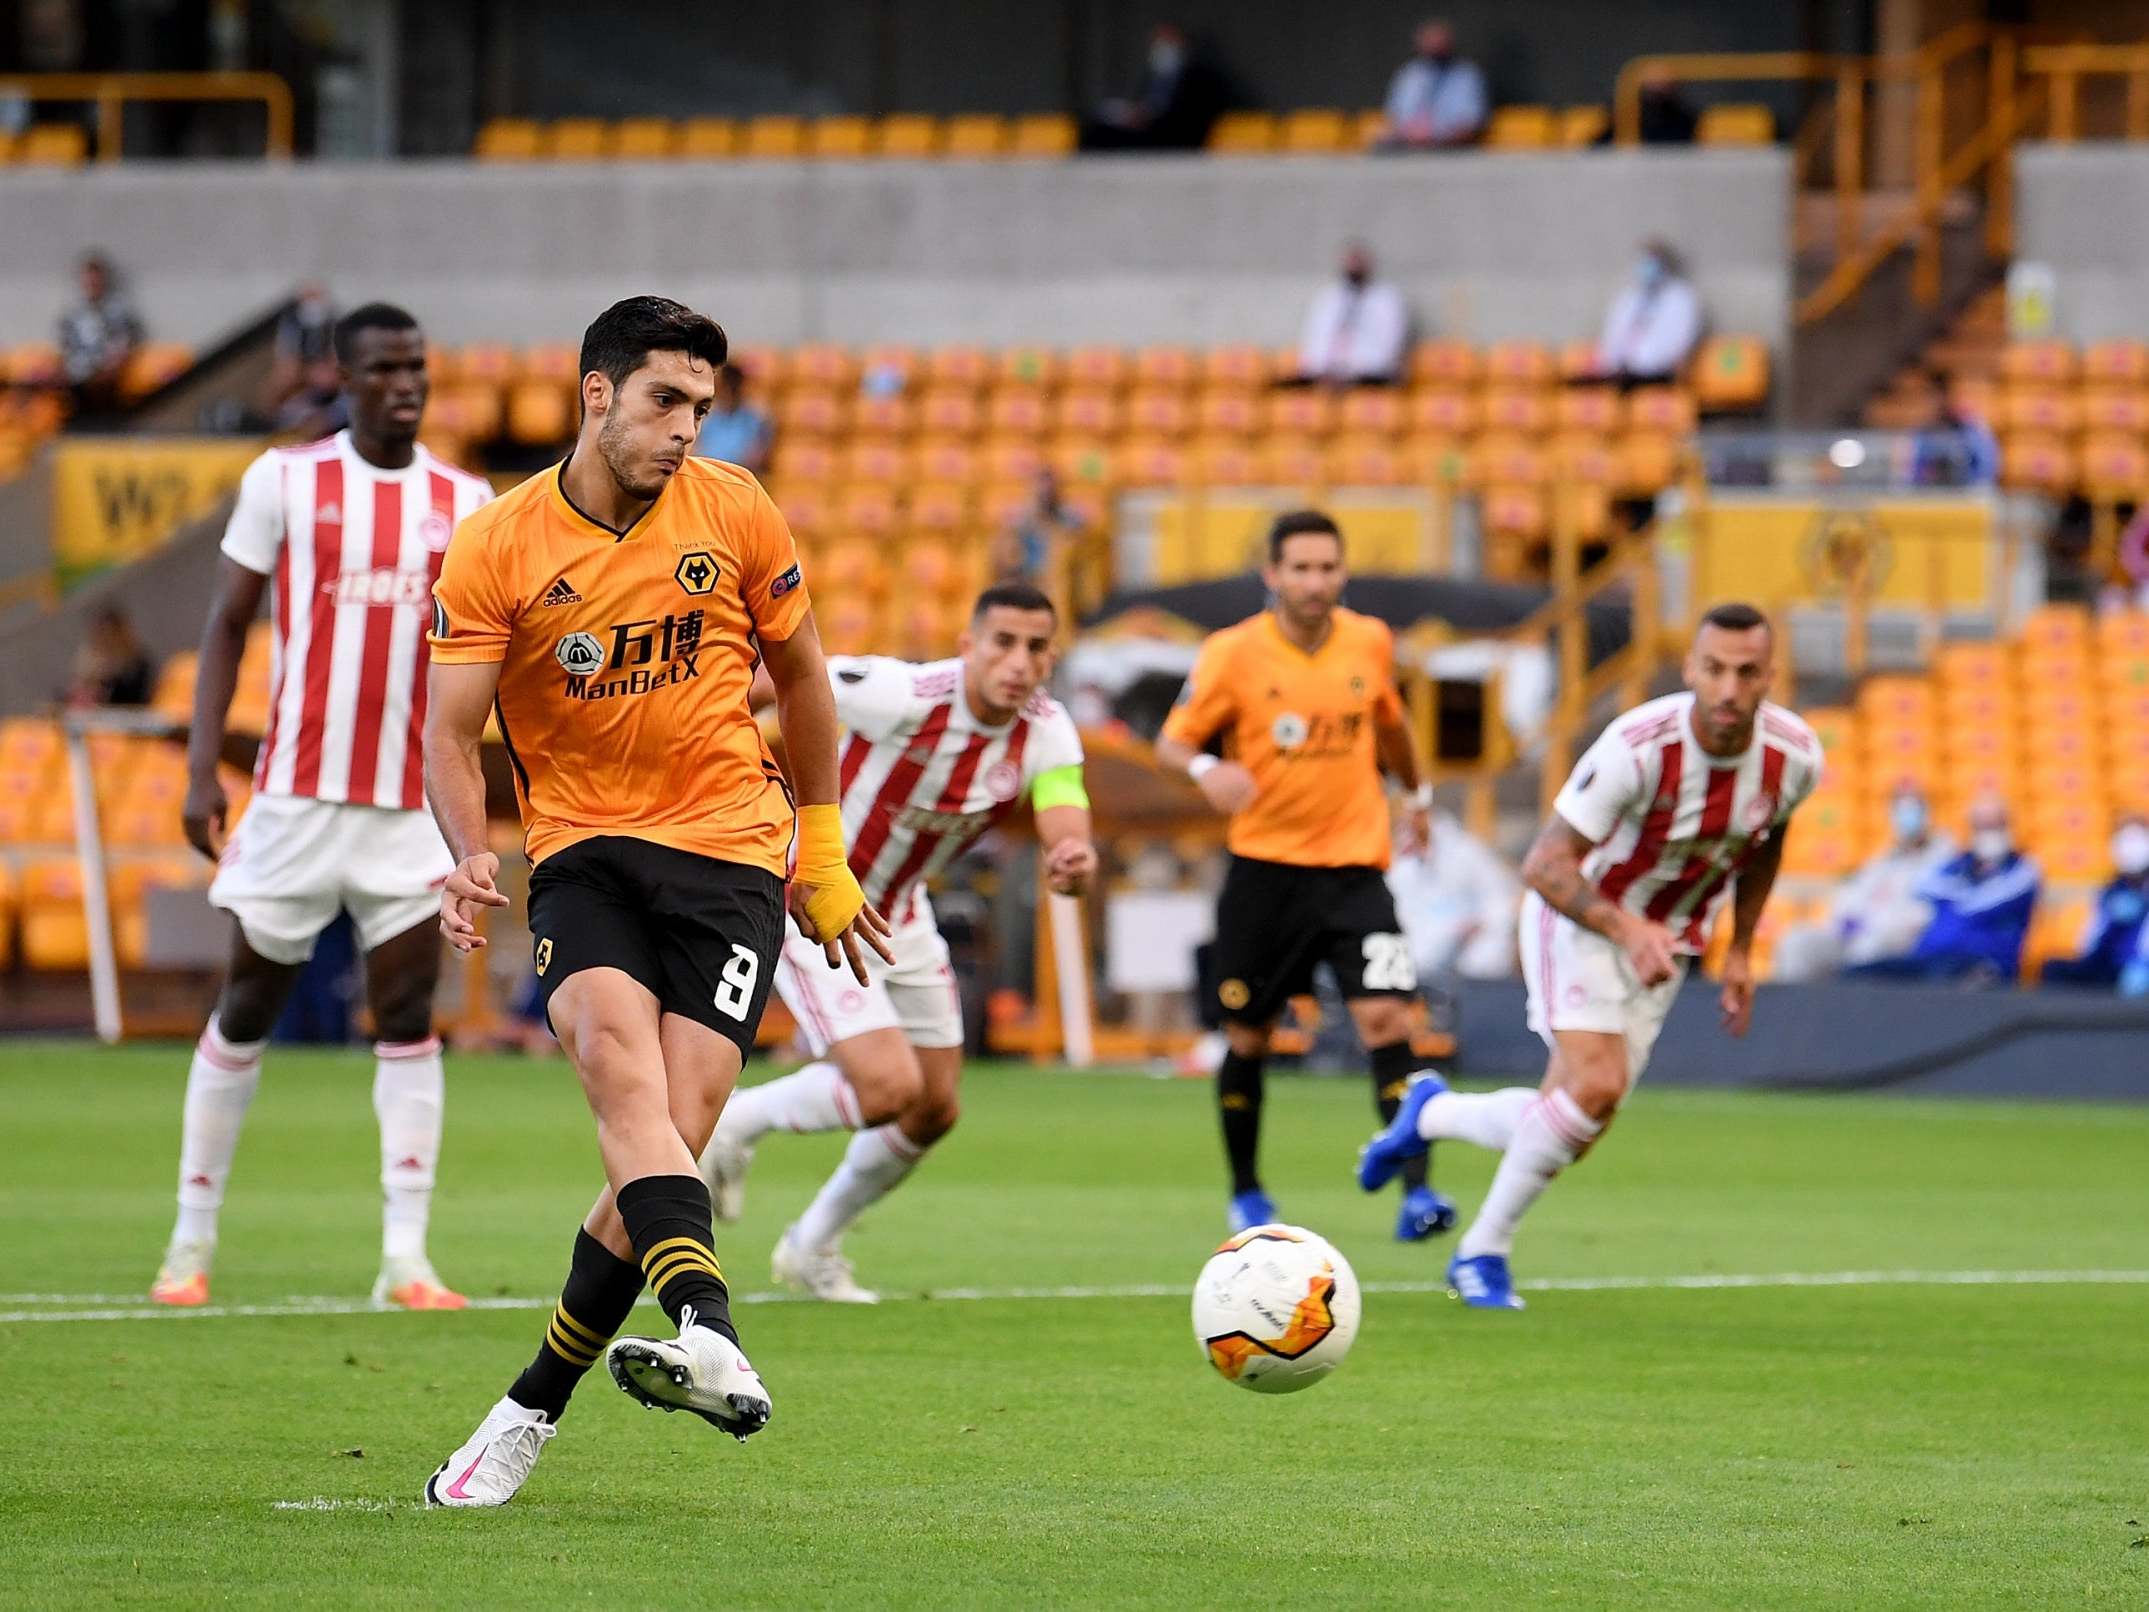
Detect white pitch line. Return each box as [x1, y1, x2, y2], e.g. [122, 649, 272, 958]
[271, 1497, 405, 1513]
[2, 1269, 2146, 1326]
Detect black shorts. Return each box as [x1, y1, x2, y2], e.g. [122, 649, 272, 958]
[526, 836, 784, 1054]
[1209, 855, 1417, 1026]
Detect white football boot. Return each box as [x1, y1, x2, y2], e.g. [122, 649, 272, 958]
[605, 1314, 772, 1440]
[771, 1226, 879, 1305]
[372, 1255, 468, 1311]
[424, 1396, 555, 1507]
[698, 1126, 755, 1224]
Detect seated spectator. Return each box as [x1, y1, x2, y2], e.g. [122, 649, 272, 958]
[1907, 372, 1999, 488]
[1774, 782, 1955, 980]
[1288, 241, 1409, 388]
[1375, 19, 1488, 150]
[58, 251, 143, 417]
[2041, 815, 2149, 995]
[1588, 239, 1703, 387]
[259, 282, 338, 421]
[694, 363, 773, 473]
[992, 466, 1086, 584]
[69, 604, 155, 707]
[1849, 794, 2039, 985]
[272, 354, 349, 438]
[1079, 23, 1228, 153]
[1387, 811, 1519, 981]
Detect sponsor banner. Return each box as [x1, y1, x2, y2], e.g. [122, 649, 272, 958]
[52, 436, 261, 582]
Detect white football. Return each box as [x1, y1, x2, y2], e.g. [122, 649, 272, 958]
[1192, 1223, 1360, 1393]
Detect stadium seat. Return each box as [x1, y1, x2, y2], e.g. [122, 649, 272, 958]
[1009, 115, 1075, 158]
[851, 393, 916, 438]
[505, 382, 572, 446]
[1207, 112, 1276, 153]
[1998, 341, 2077, 385]
[20, 123, 88, 165]
[836, 485, 903, 537]
[1132, 346, 1196, 388]
[1192, 437, 1263, 485]
[1559, 105, 1609, 146]
[790, 344, 860, 391]
[1408, 389, 1481, 437]
[520, 343, 581, 382]
[743, 116, 806, 158]
[544, 118, 611, 160]
[1555, 386, 1621, 433]
[2001, 387, 2080, 435]
[1694, 336, 1770, 411]
[1, 342, 61, 386]
[911, 438, 978, 484]
[1053, 390, 1122, 438]
[1255, 438, 1327, 488]
[1126, 389, 1193, 438]
[1616, 431, 1682, 493]
[770, 437, 838, 485]
[2080, 435, 2148, 498]
[840, 440, 908, 484]
[1550, 432, 1620, 486]
[1485, 107, 1555, 149]
[428, 384, 504, 444]
[2082, 341, 2149, 385]
[2079, 388, 2149, 433]
[876, 115, 941, 157]
[678, 118, 738, 158]
[1063, 347, 1128, 389]
[925, 345, 992, 388]
[985, 390, 1051, 438]
[1697, 104, 1776, 145]
[612, 117, 677, 159]
[1123, 439, 1189, 486]
[1049, 439, 1118, 487]
[2000, 433, 2076, 493]
[776, 484, 832, 537]
[1482, 388, 1553, 435]
[474, 118, 542, 161]
[1483, 342, 1554, 387]
[983, 438, 1047, 482]
[1200, 345, 1271, 388]
[1263, 390, 1337, 438]
[1185, 389, 1254, 439]
[1937, 640, 2010, 689]
[2020, 604, 2092, 656]
[1337, 390, 1404, 436]
[1625, 386, 1698, 434]
[1278, 109, 1350, 153]
[918, 388, 982, 437]
[1409, 342, 1481, 387]
[943, 115, 1007, 159]
[907, 484, 973, 538]
[1327, 438, 1408, 487]
[994, 347, 1061, 389]
[807, 116, 871, 158]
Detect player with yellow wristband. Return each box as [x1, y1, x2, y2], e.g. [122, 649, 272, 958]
[701, 581, 1093, 1303]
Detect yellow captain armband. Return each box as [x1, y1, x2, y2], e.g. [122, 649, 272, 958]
[1030, 765, 1090, 812]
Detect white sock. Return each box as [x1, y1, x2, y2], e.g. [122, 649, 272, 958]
[171, 1018, 267, 1246]
[1417, 1087, 1537, 1151]
[791, 1125, 925, 1251]
[374, 1037, 445, 1264]
[721, 1061, 864, 1144]
[1456, 1089, 1602, 1259]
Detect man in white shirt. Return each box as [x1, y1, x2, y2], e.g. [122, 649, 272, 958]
[1292, 243, 1410, 387]
[1387, 812, 1519, 981]
[1773, 783, 1955, 981]
[1376, 20, 1488, 150]
[1592, 239, 1704, 387]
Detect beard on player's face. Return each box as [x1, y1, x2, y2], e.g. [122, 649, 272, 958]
[597, 407, 670, 499]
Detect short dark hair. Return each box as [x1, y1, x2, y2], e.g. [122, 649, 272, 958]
[1268, 508, 1343, 561]
[332, 302, 420, 364]
[972, 580, 1058, 622]
[578, 295, 728, 391]
[1698, 600, 1771, 638]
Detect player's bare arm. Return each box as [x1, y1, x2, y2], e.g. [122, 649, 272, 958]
[761, 614, 894, 980]
[1521, 811, 1678, 985]
[1156, 731, 1257, 815]
[1719, 822, 1788, 1036]
[422, 657, 510, 951]
[1373, 705, 1432, 855]
[182, 557, 269, 860]
[1037, 803, 1098, 896]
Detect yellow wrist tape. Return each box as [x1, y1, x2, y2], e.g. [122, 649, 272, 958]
[794, 802, 866, 939]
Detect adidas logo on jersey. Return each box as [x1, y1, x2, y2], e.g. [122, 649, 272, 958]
[540, 577, 584, 606]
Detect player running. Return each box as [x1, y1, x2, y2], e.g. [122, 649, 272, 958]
[150, 303, 491, 1312]
[699, 581, 1096, 1302]
[1358, 603, 1821, 1308]
[1156, 509, 1454, 1240]
[419, 296, 889, 1507]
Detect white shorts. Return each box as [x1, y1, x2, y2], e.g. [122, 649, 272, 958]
[1517, 890, 1687, 1082]
[774, 889, 963, 1054]
[209, 793, 453, 966]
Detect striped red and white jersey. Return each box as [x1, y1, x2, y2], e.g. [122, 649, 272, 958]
[221, 431, 492, 810]
[830, 656, 1085, 917]
[1553, 692, 1823, 953]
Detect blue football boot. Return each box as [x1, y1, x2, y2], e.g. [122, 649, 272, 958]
[1395, 1183, 1458, 1242]
[1355, 1071, 1448, 1192]
[1446, 1251, 1526, 1310]
[1227, 1188, 1278, 1233]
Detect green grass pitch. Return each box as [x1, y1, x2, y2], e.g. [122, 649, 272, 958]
[2, 1040, 2145, 1609]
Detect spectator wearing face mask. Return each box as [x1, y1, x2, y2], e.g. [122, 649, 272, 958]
[1288, 241, 1410, 388]
[1588, 239, 1703, 389]
[1079, 23, 1229, 153]
[1849, 793, 2040, 985]
[1375, 19, 1488, 150]
[2040, 815, 2149, 995]
[1774, 782, 1955, 981]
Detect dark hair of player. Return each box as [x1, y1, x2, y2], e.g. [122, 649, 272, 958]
[1267, 508, 1343, 561]
[578, 295, 729, 391]
[1699, 600, 1770, 640]
[332, 302, 421, 364]
[972, 580, 1057, 622]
